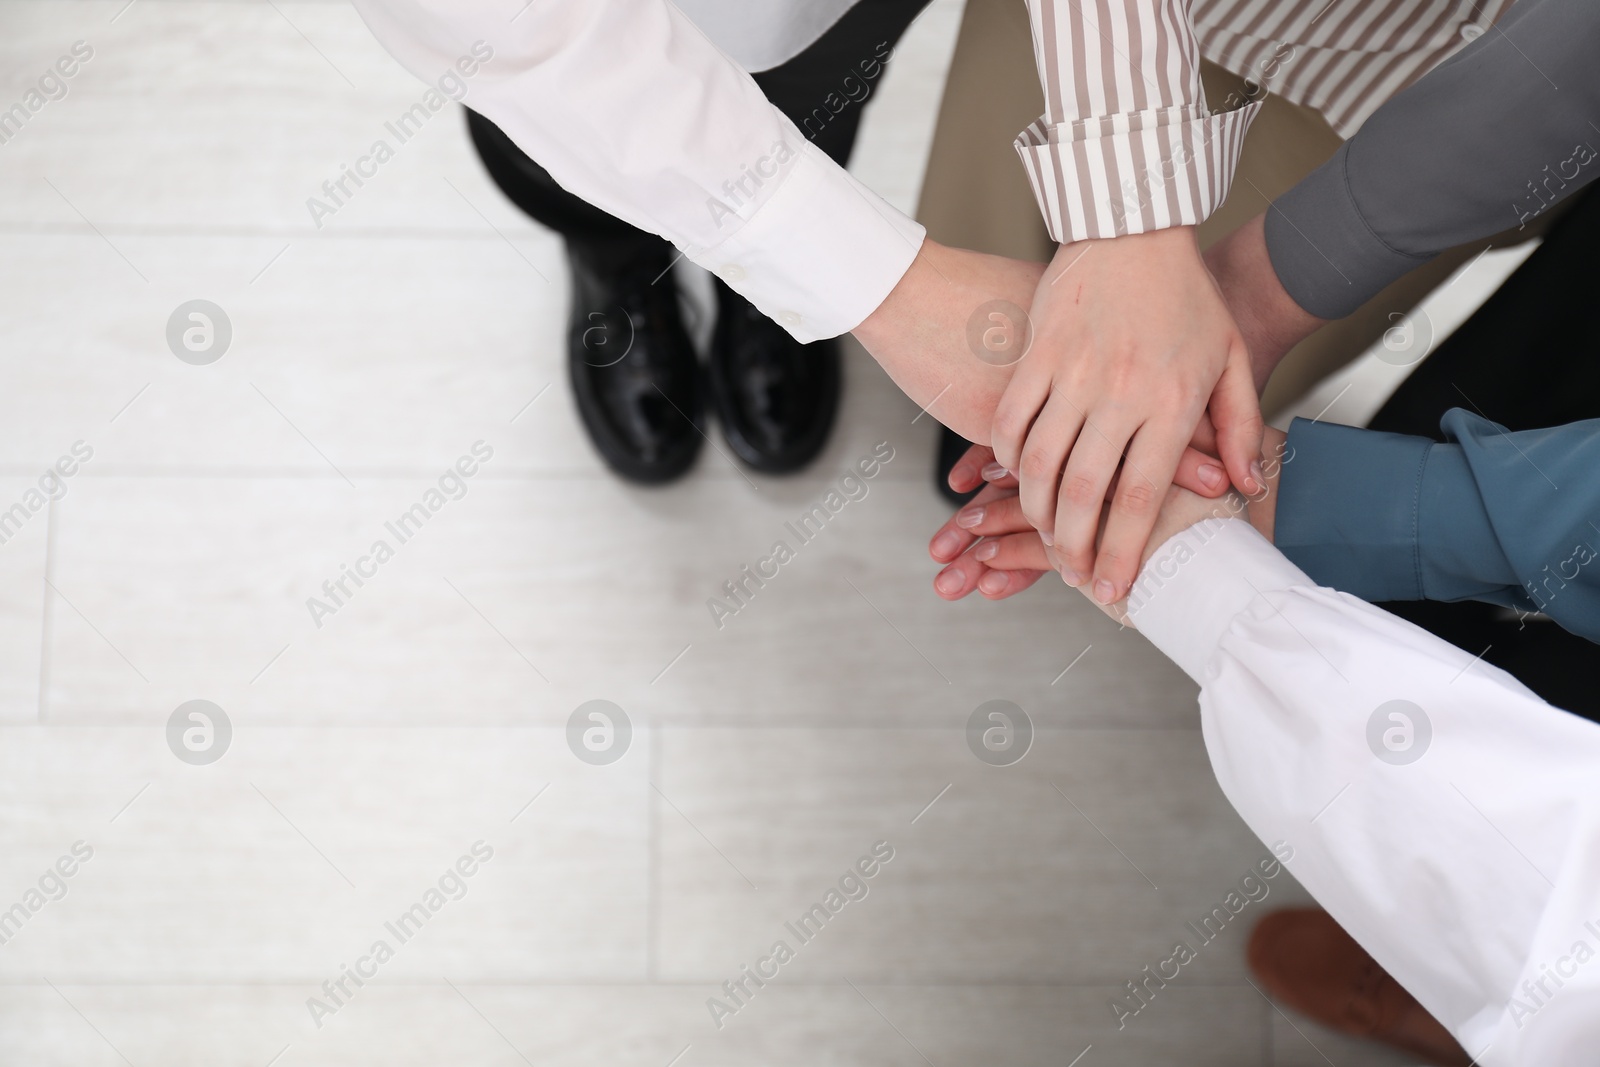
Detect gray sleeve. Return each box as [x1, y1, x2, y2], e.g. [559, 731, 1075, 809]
[1265, 0, 1600, 320]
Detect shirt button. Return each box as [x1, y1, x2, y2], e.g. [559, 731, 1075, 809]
[719, 264, 747, 283]
[778, 311, 802, 328]
[1459, 23, 1484, 41]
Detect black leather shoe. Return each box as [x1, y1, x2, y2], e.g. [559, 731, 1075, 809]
[566, 240, 702, 484]
[708, 280, 839, 474]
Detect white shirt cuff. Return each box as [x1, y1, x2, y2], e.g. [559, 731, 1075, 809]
[1126, 518, 1315, 684]
[685, 139, 926, 343]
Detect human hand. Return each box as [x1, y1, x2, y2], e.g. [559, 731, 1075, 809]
[1202, 213, 1328, 392]
[1155, 212, 1328, 469]
[851, 238, 1047, 445]
[931, 429, 1289, 602]
[928, 469, 1052, 601]
[988, 226, 1264, 608]
[1078, 480, 1254, 627]
[930, 478, 1247, 619]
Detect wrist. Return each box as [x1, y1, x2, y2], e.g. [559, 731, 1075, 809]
[1205, 215, 1325, 391]
[850, 240, 1046, 444]
[1056, 224, 1200, 267]
[852, 235, 936, 351]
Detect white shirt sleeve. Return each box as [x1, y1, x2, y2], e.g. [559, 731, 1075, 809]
[348, 0, 925, 342]
[1128, 518, 1600, 1066]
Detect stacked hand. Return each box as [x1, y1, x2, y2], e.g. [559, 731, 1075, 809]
[856, 214, 1319, 604]
[928, 427, 1288, 617]
[988, 226, 1265, 605]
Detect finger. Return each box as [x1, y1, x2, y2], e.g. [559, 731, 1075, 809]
[947, 443, 991, 494]
[1050, 409, 1136, 587]
[1210, 345, 1267, 495]
[1052, 503, 1107, 577]
[970, 530, 1054, 571]
[933, 534, 1008, 600]
[1090, 423, 1192, 603]
[1016, 390, 1087, 542]
[933, 554, 983, 599]
[1172, 445, 1228, 498]
[977, 567, 1049, 600]
[947, 443, 1016, 494]
[1189, 411, 1218, 456]
[989, 362, 1053, 474]
[952, 494, 1039, 540]
[936, 524, 1051, 602]
[982, 461, 1018, 487]
[928, 483, 1017, 563]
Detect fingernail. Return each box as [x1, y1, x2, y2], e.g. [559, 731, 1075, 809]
[1040, 531, 1053, 546]
[932, 530, 962, 558]
[972, 540, 999, 561]
[1094, 579, 1116, 604]
[979, 571, 1008, 595]
[1060, 567, 1082, 586]
[1249, 460, 1266, 493]
[1198, 463, 1224, 490]
[935, 568, 964, 595]
[981, 462, 1010, 481]
[955, 505, 985, 529]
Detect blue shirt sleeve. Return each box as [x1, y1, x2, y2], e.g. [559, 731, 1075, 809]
[1276, 409, 1600, 642]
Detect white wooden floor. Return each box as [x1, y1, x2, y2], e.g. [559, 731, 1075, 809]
[0, 2, 1425, 1064]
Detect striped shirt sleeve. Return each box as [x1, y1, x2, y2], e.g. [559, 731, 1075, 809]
[1015, 0, 1260, 242]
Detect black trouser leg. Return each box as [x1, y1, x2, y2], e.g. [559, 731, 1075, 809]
[1366, 186, 1600, 720]
[463, 111, 645, 253]
[464, 0, 933, 253]
[749, 0, 932, 168]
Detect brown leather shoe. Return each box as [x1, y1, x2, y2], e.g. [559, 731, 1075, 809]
[1247, 909, 1474, 1066]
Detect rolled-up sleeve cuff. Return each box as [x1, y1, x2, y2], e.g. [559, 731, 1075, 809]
[684, 139, 925, 343]
[1013, 102, 1259, 242]
[1265, 142, 1433, 320]
[1127, 518, 1312, 685]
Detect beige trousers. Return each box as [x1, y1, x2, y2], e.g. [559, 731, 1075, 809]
[914, 0, 1538, 416]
